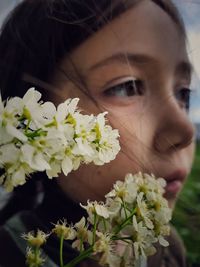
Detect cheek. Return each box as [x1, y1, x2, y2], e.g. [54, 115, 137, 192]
[107, 103, 153, 140]
[109, 112, 153, 163]
[185, 142, 195, 168]
[72, 150, 144, 202]
[91, 147, 147, 190]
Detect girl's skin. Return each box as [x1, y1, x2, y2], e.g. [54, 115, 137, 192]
[53, 0, 195, 208]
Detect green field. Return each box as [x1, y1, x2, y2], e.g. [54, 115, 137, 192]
[172, 142, 200, 266]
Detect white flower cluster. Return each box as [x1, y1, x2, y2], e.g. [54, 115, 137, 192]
[104, 173, 171, 264]
[79, 173, 171, 266]
[0, 88, 120, 192]
[31, 173, 171, 267]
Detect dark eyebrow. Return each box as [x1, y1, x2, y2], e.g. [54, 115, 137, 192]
[88, 52, 159, 71]
[88, 52, 193, 82]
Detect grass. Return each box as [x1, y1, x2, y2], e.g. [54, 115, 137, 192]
[172, 142, 200, 266]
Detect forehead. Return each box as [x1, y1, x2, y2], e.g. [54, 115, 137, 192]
[62, 0, 188, 75]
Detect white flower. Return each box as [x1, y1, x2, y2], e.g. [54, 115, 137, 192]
[131, 216, 156, 259]
[74, 113, 95, 138]
[0, 96, 25, 144]
[95, 203, 110, 219]
[21, 88, 56, 129]
[6, 124, 27, 142]
[54, 98, 79, 131]
[106, 198, 121, 221]
[26, 247, 45, 267]
[46, 160, 61, 178]
[64, 98, 80, 115]
[0, 143, 20, 165]
[154, 199, 172, 224]
[0, 89, 121, 191]
[106, 176, 137, 204]
[40, 101, 56, 121]
[89, 112, 120, 165]
[73, 137, 95, 157]
[9, 166, 27, 187]
[61, 156, 74, 176]
[93, 127, 120, 165]
[81, 200, 110, 221]
[93, 232, 120, 267]
[2, 96, 23, 118]
[0, 142, 34, 191]
[157, 234, 169, 247]
[22, 230, 49, 247]
[72, 217, 93, 251]
[2, 164, 30, 192]
[103, 172, 171, 263]
[93, 232, 112, 254]
[136, 192, 154, 230]
[52, 220, 76, 240]
[21, 144, 51, 172]
[143, 173, 166, 195]
[106, 180, 127, 201]
[154, 221, 170, 247]
[0, 127, 13, 144]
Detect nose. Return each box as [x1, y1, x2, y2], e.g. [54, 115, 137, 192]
[153, 98, 195, 153]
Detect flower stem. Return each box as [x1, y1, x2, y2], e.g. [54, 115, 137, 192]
[111, 236, 131, 241]
[60, 234, 64, 267]
[80, 236, 84, 253]
[25, 119, 31, 133]
[114, 207, 136, 235]
[103, 218, 107, 232]
[34, 247, 40, 267]
[63, 247, 93, 267]
[122, 199, 128, 219]
[92, 213, 97, 245]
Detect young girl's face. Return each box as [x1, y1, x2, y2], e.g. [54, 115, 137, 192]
[55, 0, 195, 208]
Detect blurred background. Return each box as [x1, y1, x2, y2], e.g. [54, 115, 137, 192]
[172, 1, 200, 266]
[0, 0, 200, 266]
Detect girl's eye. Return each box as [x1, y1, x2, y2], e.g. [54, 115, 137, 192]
[103, 79, 144, 97]
[175, 87, 192, 111]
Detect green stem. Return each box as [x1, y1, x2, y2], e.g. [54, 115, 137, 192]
[80, 236, 84, 253]
[114, 207, 136, 235]
[92, 214, 97, 245]
[63, 247, 93, 267]
[60, 234, 64, 267]
[25, 119, 31, 133]
[34, 247, 40, 267]
[111, 236, 132, 241]
[103, 218, 107, 232]
[122, 200, 128, 219]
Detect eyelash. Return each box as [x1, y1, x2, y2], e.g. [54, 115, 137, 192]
[175, 87, 192, 111]
[103, 79, 144, 98]
[102, 78, 192, 112]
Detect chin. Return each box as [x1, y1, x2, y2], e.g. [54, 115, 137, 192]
[168, 199, 176, 209]
[164, 192, 179, 209]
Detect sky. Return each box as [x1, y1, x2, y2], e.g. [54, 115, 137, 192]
[173, 0, 200, 123]
[0, 0, 200, 122]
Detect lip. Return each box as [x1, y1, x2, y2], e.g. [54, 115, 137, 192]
[163, 169, 187, 196]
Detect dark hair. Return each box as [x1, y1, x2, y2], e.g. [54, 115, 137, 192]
[0, 0, 186, 224]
